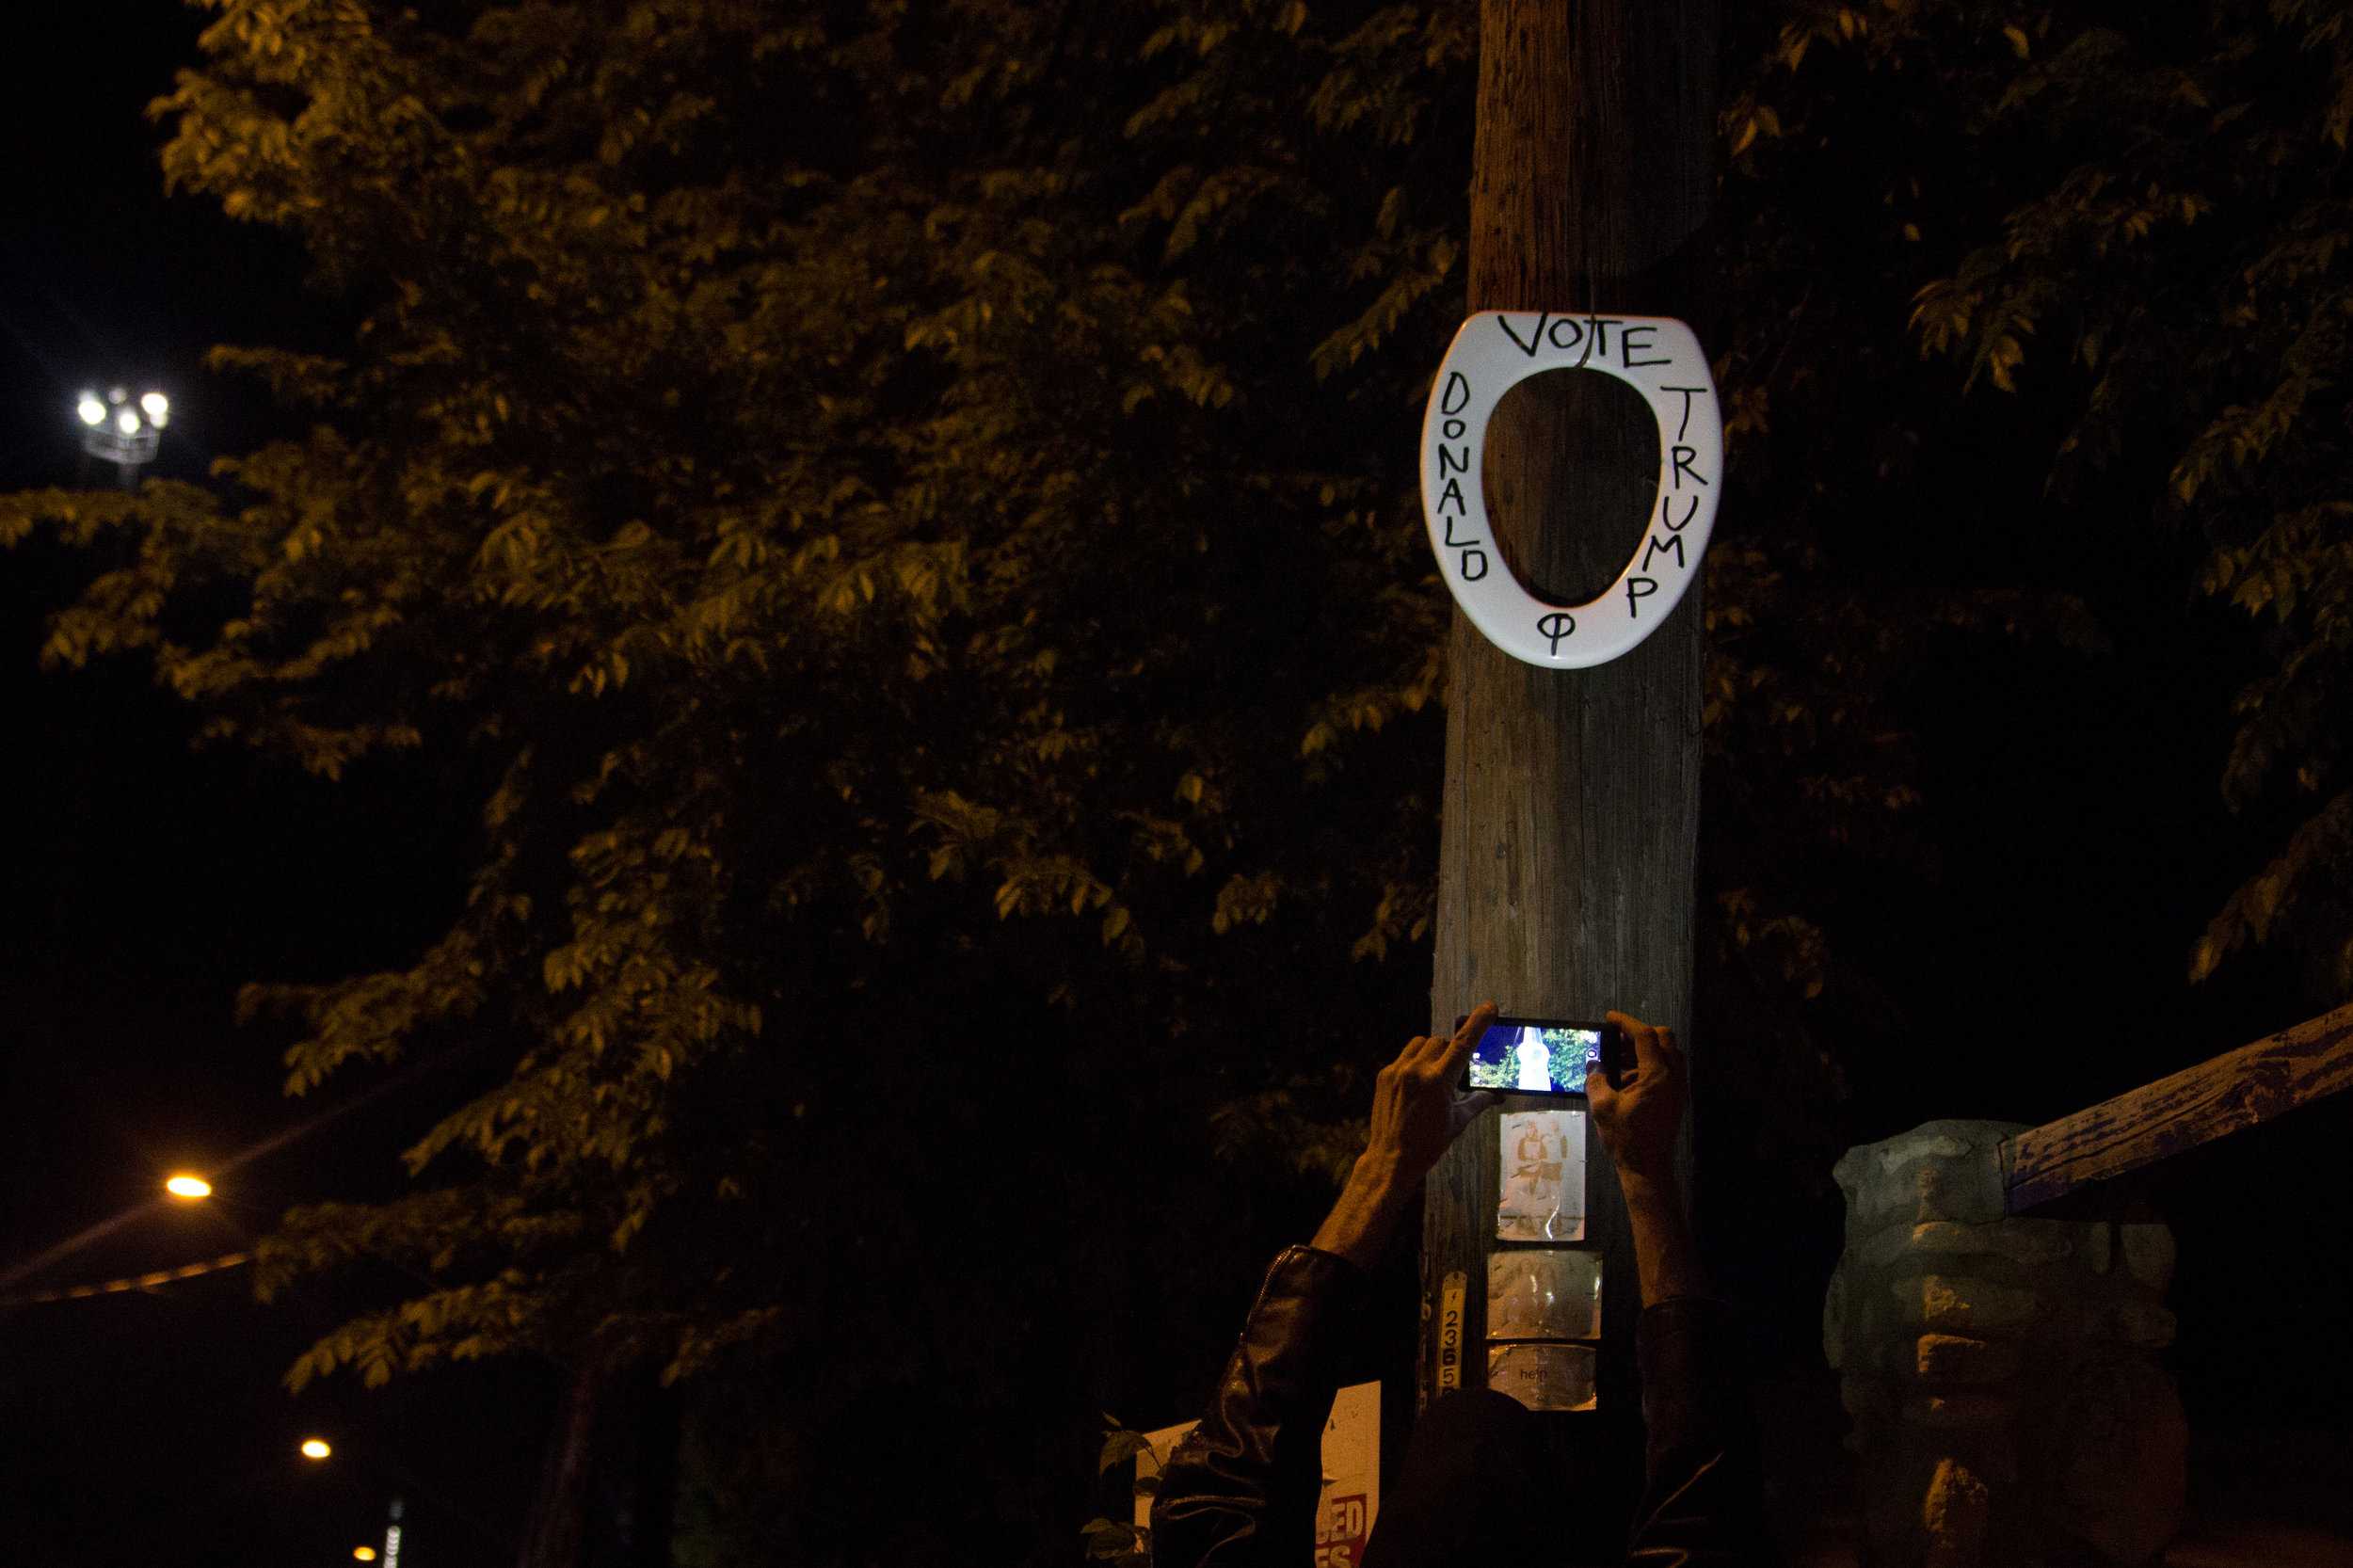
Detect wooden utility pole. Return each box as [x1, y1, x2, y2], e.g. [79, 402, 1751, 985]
[1421, 3, 1718, 1556]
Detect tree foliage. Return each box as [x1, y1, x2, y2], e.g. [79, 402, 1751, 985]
[6, 5, 1502, 1553]
[10, 1, 2346, 1561]
[0, 0, 2047, 1388]
[1727, 0, 2353, 990]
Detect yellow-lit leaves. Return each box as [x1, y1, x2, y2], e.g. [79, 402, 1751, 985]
[1127, 815, 1206, 880]
[1210, 872, 1282, 936]
[1908, 279, 1978, 365]
[2171, 372, 2317, 505]
[1352, 879, 1433, 963]
[1133, 341, 1239, 410]
[1300, 660, 1440, 758]
[1309, 230, 1457, 379]
[993, 856, 1113, 921]
[1718, 889, 1830, 1000]
[1729, 102, 1782, 159]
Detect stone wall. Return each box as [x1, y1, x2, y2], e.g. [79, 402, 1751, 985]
[1823, 1120, 2186, 1567]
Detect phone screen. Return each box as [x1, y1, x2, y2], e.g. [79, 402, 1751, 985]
[1464, 1019, 1603, 1096]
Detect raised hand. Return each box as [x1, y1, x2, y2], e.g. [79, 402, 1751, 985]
[1587, 1011, 1685, 1185]
[1310, 1002, 1501, 1269]
[1358, 1001, 1503, 1190]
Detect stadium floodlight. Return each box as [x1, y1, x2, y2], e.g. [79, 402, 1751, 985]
[78, 385, 168, 484]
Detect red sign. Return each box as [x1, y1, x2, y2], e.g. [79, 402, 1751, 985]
[1316, 1492, 1369, 1568]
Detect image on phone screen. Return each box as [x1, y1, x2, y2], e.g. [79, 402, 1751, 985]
[1465, 1022, 1599, 1096]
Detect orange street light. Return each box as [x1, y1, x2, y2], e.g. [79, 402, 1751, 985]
[164, 1175, 213, 1200]
[300, 1438, 332, 1461]
[354, 1548, 378, 1561]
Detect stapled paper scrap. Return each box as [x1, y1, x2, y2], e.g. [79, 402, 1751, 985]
[1488, 1341, 1598, 1413]
[1497, 1109, 1587, 1242]
[1486, 1249, 1602, 1341]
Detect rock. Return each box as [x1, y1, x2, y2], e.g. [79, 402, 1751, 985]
[1920, 1456, 1992, 1568]
[1926, 1218, 2077, 1263]
[1896, 1273, 2041, 1335]
[1912, 1333, 2021, 1384]
[2109, 1299, 2177, 1349]
[1844, 1278, 1895, 1351]
[1842, 1372, 1895, 1424]
[2120, 1223, 2176, 1293]
[1901, 1392, 2016, 1430]
[2039, 1358, 2187, 1564]
[1827, 1122, 2186, 1568]
[1834, 1120, 2027, 1235]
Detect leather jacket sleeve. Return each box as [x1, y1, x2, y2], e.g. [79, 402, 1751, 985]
[1625, 1294, 1772, 1566]
[1148, 1244, 1369, 1568]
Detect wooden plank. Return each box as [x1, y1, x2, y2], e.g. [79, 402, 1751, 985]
[2001, 1000, 2353, 1213]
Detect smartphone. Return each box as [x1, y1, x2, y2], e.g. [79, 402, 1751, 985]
[1457, 1014, 1628, 1097]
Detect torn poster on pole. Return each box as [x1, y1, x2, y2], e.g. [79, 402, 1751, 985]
[1488, 1341, 1598, 1413]
[1497, 1109, 1586, 1242]
[1486, 1249, 1603, 1340]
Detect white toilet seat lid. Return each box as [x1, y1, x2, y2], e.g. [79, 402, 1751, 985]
[1420, 312, 1722, 669]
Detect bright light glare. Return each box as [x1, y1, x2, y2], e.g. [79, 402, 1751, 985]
[355, 1550, 378, 1562]
[140, 392, 168, 420]
[164, 1174, 212, 1200]
[300, 1438, 332, 1460]
[115, 409, 140, 435]
[77, 395, 105, 425]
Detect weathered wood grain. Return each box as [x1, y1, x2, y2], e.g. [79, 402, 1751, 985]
[2001, 1000, 2353, 1213]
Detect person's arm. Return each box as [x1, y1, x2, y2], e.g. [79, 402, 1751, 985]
[1144, 1242, 1372, 1568]
[1305, 1149, 1412, 1272]
[1622, 1167, 1705, 1310]
[1591, 1014, 1770, 1567]
[1150, 1005, 1501, 1568]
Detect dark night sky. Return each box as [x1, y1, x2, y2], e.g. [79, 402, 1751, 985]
[2, 11, 547, 1568]
[1, 8, 2346, 1568]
